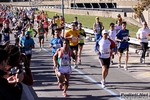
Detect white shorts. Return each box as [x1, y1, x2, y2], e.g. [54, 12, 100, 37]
[58, 66, 72, 74]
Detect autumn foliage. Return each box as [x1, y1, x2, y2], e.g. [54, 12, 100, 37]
[133, 0, 150, 19]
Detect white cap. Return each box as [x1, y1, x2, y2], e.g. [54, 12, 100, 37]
[102, 29, 109, 35]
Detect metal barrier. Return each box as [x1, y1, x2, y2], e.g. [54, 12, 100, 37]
[47, 18, 150, 48]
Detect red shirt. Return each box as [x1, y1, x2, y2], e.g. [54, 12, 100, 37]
[43, 21, 49, 28]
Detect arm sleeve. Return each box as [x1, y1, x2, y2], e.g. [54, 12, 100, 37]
[108, 38, 115, 49]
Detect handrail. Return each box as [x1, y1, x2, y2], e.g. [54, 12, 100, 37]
[47, 18, 150, 47]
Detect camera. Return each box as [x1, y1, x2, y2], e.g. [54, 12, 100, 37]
[10, 67, 18, 75]
[10, 67, 23, 75]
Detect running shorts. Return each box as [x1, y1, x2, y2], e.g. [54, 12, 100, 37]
[58, 66, 72, 74]
[70, 45, 78, 51]
[99, 58, 110, 68]
[118, 47, 129, 53]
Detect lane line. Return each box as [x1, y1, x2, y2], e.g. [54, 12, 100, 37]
[34, 41, 124, 100]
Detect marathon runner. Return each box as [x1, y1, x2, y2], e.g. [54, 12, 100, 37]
[64, 22, 80, 68]
[53, 39, 75, 97]
[108, 23, 117, 64]
[136, 21, 150, 63]
[94, 29, 115, 88]
[115, 22, 130, 70]
[78, 23, 86, 64]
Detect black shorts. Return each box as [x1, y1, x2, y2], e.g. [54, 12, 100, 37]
[99, 58, 110, 68]
[38, 36, 44, 40]
[70, 45, 78, 51]
[44, 28, 48, 32]
[0, 23, 3, 27]
[26, 54, 32, 59]
[78, 43, 84, 46]
[118, 47, 129, 53]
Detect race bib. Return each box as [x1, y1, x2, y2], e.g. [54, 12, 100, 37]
[4, 33, 9, 37]
[54, 44, 61, 48]
[60, 54, 70, 67]
[102, 49, 110, 54]
[61, 58, 70, 66]
[79, 36, 83, 40]
[123, 36, 128, 41]
[25, 50, 32, 55]
[72, 36, 77, 42]
[40, 34, 44, 37]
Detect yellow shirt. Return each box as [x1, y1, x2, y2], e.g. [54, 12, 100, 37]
[65, 29, 80, 46]
[55, 19, 61, 28]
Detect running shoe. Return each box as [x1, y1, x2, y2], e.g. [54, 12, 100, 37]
[39, 48, 42, 51]
[101, 80, 105, 88]
[78, 60, 81, 65]
[73, 64, 78, 68]
[124, 65, 128, 71]
[140, 58, 143, 63]
[118, 63, 121, 68]
[62, 92, 67, 97]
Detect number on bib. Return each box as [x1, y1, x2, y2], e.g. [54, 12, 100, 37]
[25, 50, 32, 55]
[72, 36, 77, 42]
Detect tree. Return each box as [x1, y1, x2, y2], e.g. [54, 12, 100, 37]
[133, 0, 150, 19]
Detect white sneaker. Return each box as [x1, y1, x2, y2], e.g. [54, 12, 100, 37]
[140, 58, 145, 64]
[101, 80, 106, 88]
[73, 64, 78, 69]
[39, 48, 42, 51]
[124, 65, 128, 71]
[118, 63, 121, 68]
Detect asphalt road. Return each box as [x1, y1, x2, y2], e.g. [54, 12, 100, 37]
[8, 22, 150, 100]
[19, 34, 150, 100]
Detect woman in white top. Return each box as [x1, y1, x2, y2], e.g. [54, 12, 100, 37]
[136, 21, 150, 63]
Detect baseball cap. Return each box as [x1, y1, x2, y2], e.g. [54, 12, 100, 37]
[102, 30, 109, 35]
[25, 31, 30, 35]
[95, 17, 99, 19]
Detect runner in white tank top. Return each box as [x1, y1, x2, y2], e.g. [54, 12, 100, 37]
[53, 39, 75, 97]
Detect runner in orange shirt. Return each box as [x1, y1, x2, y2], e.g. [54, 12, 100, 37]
[43, 18, 49, 41]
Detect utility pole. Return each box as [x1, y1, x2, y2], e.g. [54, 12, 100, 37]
[74, 0, 75, 9]
[61, 0, 64, 17]
[61, 0, 65, 37]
